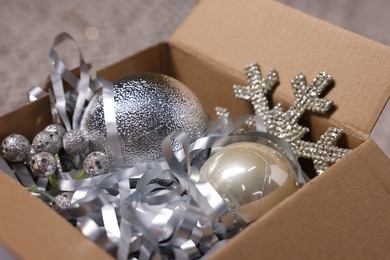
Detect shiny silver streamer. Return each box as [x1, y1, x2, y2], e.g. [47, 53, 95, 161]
[3, 104, 306, 258]
[43, 116, 304, 259]
[11, 163, 36, 188]
[100, 78, 126, 167]
[27, 86, 47, 102]
[26, 33, 93, 130]
[26, 33, 99, 154]
[51, 73, 71, 131]
[49, 32, 92, 130]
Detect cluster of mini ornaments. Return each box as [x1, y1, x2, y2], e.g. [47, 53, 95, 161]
[1, 72, 209, 183]
[1, 125, 110, 179]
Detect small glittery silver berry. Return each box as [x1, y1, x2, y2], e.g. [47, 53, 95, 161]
[50, 192, 73, 212]
[63, 129, 89, 156]
[45, 124, 66, 141]
[29, 152, 57, 178]
[1, 134, 31, 162]
[83, 151, 110, 177]
[32, 131, 61, 155]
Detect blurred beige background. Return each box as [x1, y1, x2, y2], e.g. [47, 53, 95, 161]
[0, 0, 388, 155]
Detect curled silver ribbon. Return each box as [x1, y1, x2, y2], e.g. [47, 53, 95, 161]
[27, 86, 47, 102]
[99, 78, 126, 168]
[26, 32, 94, 130]
[48, 117, 305, 259]
[18, 87, 307, 259]
[22, 70, 306, 259]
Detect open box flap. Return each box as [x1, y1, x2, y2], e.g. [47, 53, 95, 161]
[171, 0, 390, 137]
[0, 174, 112, 260]
[210, 139, 390, 259]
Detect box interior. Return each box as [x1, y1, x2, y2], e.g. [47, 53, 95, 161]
[1, 0, 390, 258]
[0, 41, 386, 259]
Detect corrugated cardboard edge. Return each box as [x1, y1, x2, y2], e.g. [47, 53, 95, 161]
[97, 43, 170, 81]
[0, 174, 112, 260]
[171, 0, 390, 137]
[168, 45, 367, 151]
[0, 96, 52, 141]
[210, 139, 390, 260]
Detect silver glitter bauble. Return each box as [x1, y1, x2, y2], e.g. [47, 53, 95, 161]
[1, 134, 31, 162]
[45, 124, 67, 141]
[80, 72, 208, 166]
[83, 151, 110, 177]
[199, 142, 298, 232]
[32, 131, 61, 155]
[63, 129, 89, 156]
[50, 192, 73, 212]
[30, 152, 57, 178]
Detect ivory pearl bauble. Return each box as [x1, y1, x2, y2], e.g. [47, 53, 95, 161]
[80, 73, 208, 166]
[199, 142, 299, 229]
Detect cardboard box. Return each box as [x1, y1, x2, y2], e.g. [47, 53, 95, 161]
[1, 0, 390, 259]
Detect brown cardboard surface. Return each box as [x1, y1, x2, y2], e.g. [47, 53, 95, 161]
[210, 139, 390, 260]
[168, 45, 366, 149]
[0, 96, 52, 141]
[97, 43, 169, 82]
[171, 0, 390, 136]
[0, 174, 112, 260]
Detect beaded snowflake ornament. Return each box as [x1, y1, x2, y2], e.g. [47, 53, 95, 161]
[232, 63, 350, 175]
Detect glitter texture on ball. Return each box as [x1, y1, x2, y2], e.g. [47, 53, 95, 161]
[63, 129, 89, 156]
[83, 151, 110, 177]
[30, 152, 57, 178]
[1, 134, 31, 162]
[199, 142, 298, 231]
[50, 192, 73, 212]
[32, 131, 61, 155]
[80, 72, 208, 166]
[45, 124, 67, 141]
